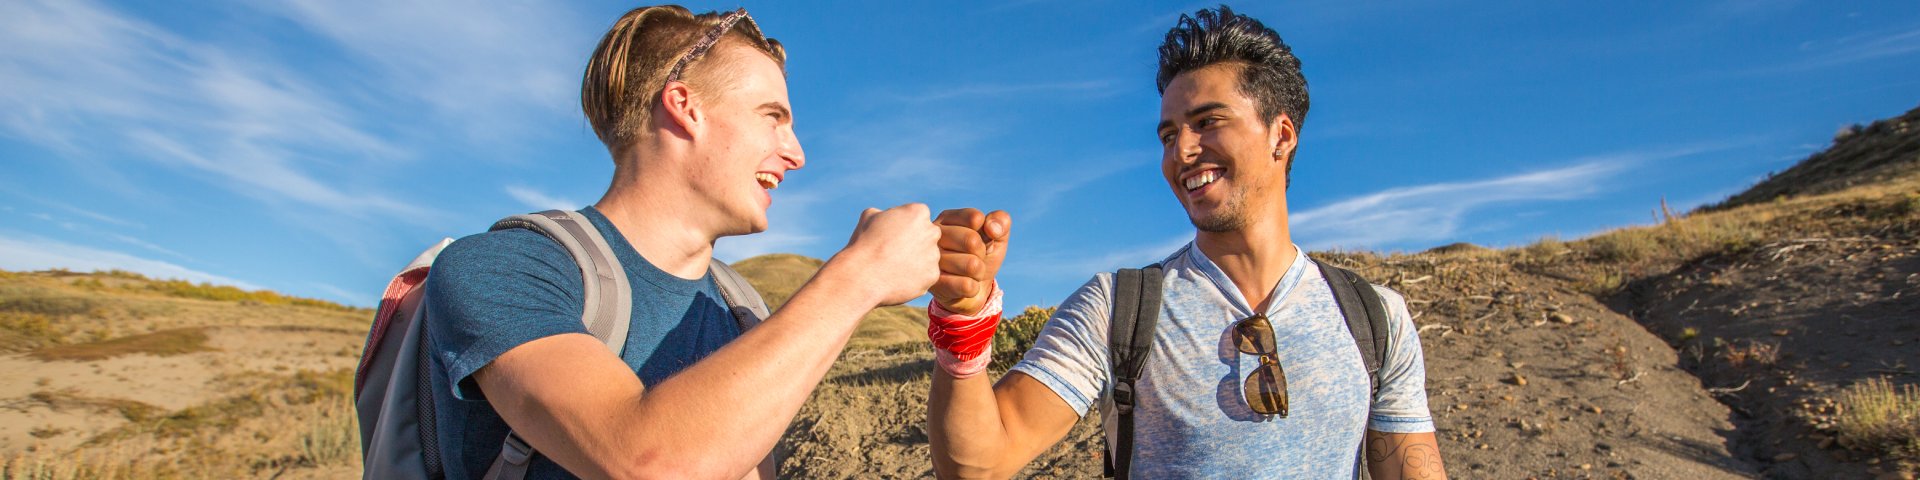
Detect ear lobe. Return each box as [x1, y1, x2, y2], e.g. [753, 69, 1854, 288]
[1268, 114, 1297, 162]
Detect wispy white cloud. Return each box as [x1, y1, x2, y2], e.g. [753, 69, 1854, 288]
[1736, 26, 1920, 76]
[109, 233, 187, 259]
[504, 185, 580, 212]
[1291, 145, 1727, 250]
[0, 232, 257, 289]
[0, 0, 428, 220]
[258, 0, 588, 143]
[1017, 152, 1151, 220]
[1009, 234, 1192, 280]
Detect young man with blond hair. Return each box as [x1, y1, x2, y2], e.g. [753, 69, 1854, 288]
[423, 6, 941, 479]
[925, 6, 1447, 479]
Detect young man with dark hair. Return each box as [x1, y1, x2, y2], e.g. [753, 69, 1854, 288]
[925, 6, 1446, 479]
[423, 6, 942, 479]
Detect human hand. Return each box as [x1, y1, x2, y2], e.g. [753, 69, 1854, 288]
[832, 203, 941, 307]
[929, 208, 1011, 316]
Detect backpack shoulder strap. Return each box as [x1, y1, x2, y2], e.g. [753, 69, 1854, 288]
[709, 258, 771, 332]
[488, 210, 633, 354]
[482, 210, 634, 480]
[1313, 258, 1389, 397]
[1103, 264, 1163, 479]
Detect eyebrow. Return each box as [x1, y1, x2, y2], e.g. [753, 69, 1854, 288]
[1156, 102, 1231, 133]
[759, 102, 791, 120]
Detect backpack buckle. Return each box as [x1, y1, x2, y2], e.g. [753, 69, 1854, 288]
[501, 432, 535, 465]
[1112, 382, 1135, 415]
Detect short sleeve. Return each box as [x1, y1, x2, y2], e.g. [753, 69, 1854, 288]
[1008, 274, 1115, 415]
[1365, 285, 1436, 433]
[423, 229, 590, 401]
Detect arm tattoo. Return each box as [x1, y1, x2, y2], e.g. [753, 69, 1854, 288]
[1366, 430, 1402, 462]
[1366, 430, 1447, 480]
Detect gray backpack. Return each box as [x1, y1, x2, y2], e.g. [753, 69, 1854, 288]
[353, 210, 771, 479]
[1101, 257, 1390, 480]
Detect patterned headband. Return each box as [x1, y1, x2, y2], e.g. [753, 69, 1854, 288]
[664, 8, 755, 83]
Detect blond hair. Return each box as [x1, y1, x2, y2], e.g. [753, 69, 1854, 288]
[581, 6, 786, 152]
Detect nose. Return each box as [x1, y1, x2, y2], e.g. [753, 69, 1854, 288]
[1173, 127, 1201, 164]
[779, 126, 806, 170]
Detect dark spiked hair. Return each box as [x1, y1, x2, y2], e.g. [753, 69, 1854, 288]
[1156, 5, 1308, 131]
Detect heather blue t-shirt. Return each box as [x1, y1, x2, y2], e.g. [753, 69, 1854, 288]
[1010, 242, 1434, 479]
[422, 207, 739, 480]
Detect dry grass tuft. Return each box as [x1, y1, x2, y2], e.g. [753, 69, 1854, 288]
[295, 398, 358, 467]
[28, 328, 214, 361]
[1833, 378, 1920, 461]
[1717, 340, 1780, 369]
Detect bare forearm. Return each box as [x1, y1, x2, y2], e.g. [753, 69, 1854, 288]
[489, 258, 883, 478]
[929, 372, 1013, 479]
[613, 258, 881, 474]
[1365, 430, 1447, 480]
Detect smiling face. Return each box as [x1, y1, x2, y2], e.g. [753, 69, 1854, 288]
[683, 43, 805, 235]
[1157, 63, 1296, 233]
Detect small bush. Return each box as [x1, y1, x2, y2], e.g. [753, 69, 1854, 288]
[1833, 377, 1920, 459]
[992, 306, 1054, 371]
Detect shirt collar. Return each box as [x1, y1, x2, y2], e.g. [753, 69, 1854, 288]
[1183, 241, 1312, 318]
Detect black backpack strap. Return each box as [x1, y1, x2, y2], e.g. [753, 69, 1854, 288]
[1103, 264, 1163, 479]
[1314, 259, 1389, 396]
[1314, 258, 1391, 480]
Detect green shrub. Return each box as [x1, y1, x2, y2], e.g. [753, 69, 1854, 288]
[992, 306, 1055, 371]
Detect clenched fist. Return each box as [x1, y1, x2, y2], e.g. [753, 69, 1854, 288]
[929, 208, 1011, 315]
[835, 203, 942, 307]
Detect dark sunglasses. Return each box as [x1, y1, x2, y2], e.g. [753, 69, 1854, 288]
[1234, 314, 1288, 417]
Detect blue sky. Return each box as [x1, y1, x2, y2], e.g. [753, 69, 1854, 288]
[2, 0, 1917, 309]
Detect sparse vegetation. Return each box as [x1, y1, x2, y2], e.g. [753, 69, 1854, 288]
[1832, 378, 1920, 463]
[1718, 340, 1779, 369]
[24, 390, 161, 423]
[133, 278, 358, 311]
[29, 328, 214, 361]
[296, 399, 358, 467]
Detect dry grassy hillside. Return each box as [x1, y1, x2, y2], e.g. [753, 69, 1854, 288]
[0, 270, 367, 478]
[731, 253, 929, 349]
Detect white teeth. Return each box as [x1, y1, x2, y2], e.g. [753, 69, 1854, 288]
[755, 173, 779, 190]
[1184, 170, 1219, 191]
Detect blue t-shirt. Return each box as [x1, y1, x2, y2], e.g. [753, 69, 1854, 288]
[1010, 242, 1434, 479]
[423, 207, 740, 479]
